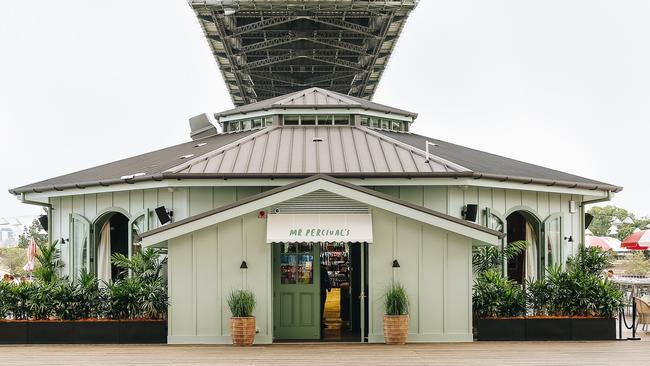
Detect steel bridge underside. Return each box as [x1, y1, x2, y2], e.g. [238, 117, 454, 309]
[189, 1, 418, 106]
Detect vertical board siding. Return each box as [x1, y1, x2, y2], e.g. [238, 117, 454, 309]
[395, 216, 420, 333]
[96, 193, 112, 213]
[423, 186, 447, 213]
[113, 191, 130, 212]
[169, 235, 194, 336]
[445, 234, 471, 334]
[399, 186, 423, 206]
[447, 187, 464, 219]
[368, 209, 394, 336]
[218, 217, 244, 335]
[60, 197, 73, 278]
[194, 227, 219, 337]
[189, 187, 213, 216]
[368, 208, 473, 342]
[420, 226, 445, 334]
[172, 188, 189, 221]
[130, 190, 144, 214]
[243, 213, 270, 336]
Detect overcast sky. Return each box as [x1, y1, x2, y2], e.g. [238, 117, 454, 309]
[1, 1, 649, 219]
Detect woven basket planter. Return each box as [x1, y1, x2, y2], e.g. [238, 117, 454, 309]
[231, 317, 256, 346]
[383, 315, 409, 345]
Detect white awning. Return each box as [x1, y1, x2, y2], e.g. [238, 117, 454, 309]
[266, 213, 373, 243]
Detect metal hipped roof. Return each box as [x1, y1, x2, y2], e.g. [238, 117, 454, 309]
[9, 124, 622, 195]
[166, 126, 466, 175]
[215, 87, 417, 118]
[376, 130, 621, 191]
[9, 130, 257, 194]
[187, 0, 419, 105]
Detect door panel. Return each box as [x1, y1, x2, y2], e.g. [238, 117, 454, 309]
[279, 293, 294, 327]
[299, 293, 315, 326]
[273, 243, 320, 340]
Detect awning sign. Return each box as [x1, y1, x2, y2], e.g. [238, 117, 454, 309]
[266, 214, 373, 243]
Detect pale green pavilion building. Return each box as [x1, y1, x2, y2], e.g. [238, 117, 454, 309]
[10, 0, 621, 344]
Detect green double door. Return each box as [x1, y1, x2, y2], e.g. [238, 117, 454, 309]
[273, 243, 321, 340]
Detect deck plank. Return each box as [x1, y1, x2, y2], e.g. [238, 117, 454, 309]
[0, 341, 647, 366]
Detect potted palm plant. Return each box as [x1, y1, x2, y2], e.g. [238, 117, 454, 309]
[227, 289, 256, 346]
[383, 282, 409, 345]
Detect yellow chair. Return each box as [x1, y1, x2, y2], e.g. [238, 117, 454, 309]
[634, 297, 650, 332]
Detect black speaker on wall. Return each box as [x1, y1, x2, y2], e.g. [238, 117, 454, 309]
[38, 214, 48, 232]
[463, 204, 478, 222]
[155, 206, 172, 225]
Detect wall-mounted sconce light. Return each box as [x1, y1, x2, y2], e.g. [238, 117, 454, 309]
[240, 260, 248, 269]
[569, 201, 577, 214]
[155, 206, 173, 225]
[60, 238, 67, 244]
[392, 259, 400, 268]
[564, 236, 574, 243]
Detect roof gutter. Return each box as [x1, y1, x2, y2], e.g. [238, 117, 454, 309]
[10, 171, 623, 196]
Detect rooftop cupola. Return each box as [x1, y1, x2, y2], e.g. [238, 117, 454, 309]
[214, 87, 417, 134]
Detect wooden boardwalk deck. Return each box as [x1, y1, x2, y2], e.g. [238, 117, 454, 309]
[0, 341, 647, 366]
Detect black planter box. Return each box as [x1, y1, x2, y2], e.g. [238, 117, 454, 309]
[75, 321, 120, 344]
[526, 318, 572, 341]
[0, 320, 166, 344]
[476, 317, 616, 341]
[119, 320, 167, 344]
[0, 322, 28, 344]
[28, 321, 75, 344]
[571, 318, 616, 340]
[477, 318, 526, 341]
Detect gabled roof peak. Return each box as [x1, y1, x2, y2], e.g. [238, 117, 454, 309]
[215, 87, 417, 119]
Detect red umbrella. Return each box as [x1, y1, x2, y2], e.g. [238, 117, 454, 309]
[585, 236, 612, 251]
[22, 238, 36, 272]
[621, 230, 650, 250]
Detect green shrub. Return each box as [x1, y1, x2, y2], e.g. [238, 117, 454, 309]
[384, 282, 409, 316]
[526, 277, 552, 316]
[0, 247, 168, 321]
[473, 270, 526, 318]
[526, 265, 623, 317]
[32, 240, 63, 285]
[51, 281, 80, 320]
[7, 282, 33, 320]
[472, 240, 526, 274]
[74, 270, 109, 319]
[566, 247, 613, 276]
[26, 283, 54, 320]
[137, 279, 169, 320]
[227, 289, 256, 317]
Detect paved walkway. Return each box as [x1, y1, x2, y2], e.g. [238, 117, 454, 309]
[0, 341, 647, 366]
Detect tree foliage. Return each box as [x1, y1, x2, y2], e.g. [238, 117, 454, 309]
[0, 248, 27, 276]
[623, 252, 650, 277]
[587, 205, 650, 240]
[17, 219, 47, 249]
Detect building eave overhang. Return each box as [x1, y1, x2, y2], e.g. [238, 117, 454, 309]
[139, 174, 504, 247]
[9, 171, 623, 197]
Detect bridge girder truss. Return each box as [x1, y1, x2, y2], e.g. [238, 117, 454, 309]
[188, 0, 418, 106]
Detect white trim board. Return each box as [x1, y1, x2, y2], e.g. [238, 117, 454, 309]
[140, 178, 500, 247]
